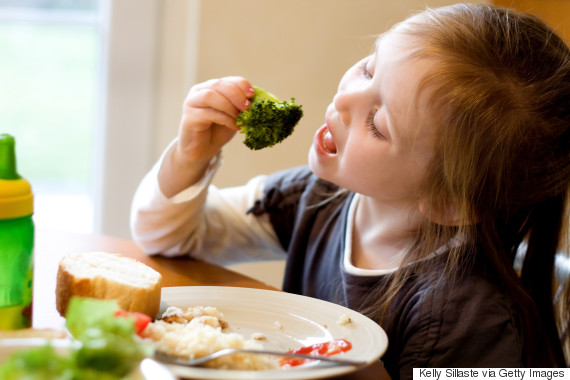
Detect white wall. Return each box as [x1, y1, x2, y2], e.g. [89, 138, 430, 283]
[101, 0, 462, 238]
[153, 0, 461, 188]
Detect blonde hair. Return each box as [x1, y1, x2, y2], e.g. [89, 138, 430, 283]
[369, 4, 570, 365]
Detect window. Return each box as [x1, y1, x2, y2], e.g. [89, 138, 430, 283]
[0, 0, 101, 233]
[1, 0, 169, 238]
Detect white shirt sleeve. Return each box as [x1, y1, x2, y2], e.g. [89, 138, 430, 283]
[130, 143, 285, 266]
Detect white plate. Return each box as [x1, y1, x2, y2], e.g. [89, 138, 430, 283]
[158, 286, 388, 380]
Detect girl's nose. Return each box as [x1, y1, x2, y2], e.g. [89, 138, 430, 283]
[333, 91, 353, 127]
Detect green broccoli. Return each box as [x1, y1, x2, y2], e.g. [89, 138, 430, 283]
[236, 86, 303, 150]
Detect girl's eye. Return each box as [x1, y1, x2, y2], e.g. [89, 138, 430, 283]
[366, 109, 384, 139]
[360, 58, 373, 79]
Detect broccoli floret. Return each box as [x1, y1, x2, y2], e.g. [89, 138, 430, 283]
[236, 86, 303, 150]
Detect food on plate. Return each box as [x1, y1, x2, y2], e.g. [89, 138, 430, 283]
[0, 297, 153, 379]
[279, 339, 353, 368]
[56, 251, 162, 317]
[337, 312, 352, 325]
[236, 86, 303, 150]
[251, 332, 266, 341]
[159, 305, 227, 327]
[143, 305, 356, 370]
[141, 306, 277, 370]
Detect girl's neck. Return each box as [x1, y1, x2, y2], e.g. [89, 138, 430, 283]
[351, 195, 424, 270]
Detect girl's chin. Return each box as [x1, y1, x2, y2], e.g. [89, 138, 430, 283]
[308, 145, 334, 182]
[308, 124, 340, 182]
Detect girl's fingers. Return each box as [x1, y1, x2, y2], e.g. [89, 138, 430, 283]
[173, 77, 254, 165]
[224, 75, 256, 101]
[185, 87, 241, 121]
[189, 77, 254, 117]
[183, 106, 237, 131]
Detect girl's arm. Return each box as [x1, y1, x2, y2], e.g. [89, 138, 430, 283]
[131, 77, 283, 263]
[130, 141, 284, 264]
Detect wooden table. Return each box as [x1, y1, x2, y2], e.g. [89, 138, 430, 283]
[32, 228, 386, 380]
[33, 228, 277, 330]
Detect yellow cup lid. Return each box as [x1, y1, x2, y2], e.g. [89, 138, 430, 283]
[0, 178, 33, 219]
[0, 134, 33, 219]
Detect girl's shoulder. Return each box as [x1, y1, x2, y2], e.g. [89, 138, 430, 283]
[265, 165, 338, 193]
[256, 166, 346, 210]
[249, 166, 352, 253]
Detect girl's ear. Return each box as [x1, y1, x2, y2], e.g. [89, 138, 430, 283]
[418, 199, 471, 226]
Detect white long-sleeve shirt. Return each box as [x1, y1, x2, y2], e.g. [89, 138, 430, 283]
[130, 144, 285, 266]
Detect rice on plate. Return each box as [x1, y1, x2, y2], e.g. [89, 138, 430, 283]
[141, 306, 277, 370]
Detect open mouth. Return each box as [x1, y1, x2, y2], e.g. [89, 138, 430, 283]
[314, 124, 337, 156]
[322, 128, 337, 154]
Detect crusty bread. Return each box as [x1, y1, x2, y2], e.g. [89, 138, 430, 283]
[56, 252, 162, 318]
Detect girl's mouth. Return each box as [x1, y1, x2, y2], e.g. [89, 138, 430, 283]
[314, 124, 338, 155]
[322, 127, 337, 154]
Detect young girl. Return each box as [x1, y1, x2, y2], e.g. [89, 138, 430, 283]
[131, 3, 570, 376]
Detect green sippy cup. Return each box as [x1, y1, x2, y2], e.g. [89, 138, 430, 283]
[0, 133, 34, 329]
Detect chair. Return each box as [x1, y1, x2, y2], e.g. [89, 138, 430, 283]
[515, 244, 570, 364]
[553, 254, 570, 364]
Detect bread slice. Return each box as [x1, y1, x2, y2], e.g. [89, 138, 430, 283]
[56, 252, 162, 318]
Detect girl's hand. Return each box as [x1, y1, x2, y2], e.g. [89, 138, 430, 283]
[159, 76, 254, 197]
[177, 76, 253, 163]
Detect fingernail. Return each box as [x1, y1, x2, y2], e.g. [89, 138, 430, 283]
[246, 87, 255, 96]
[243, 99, 251, 109]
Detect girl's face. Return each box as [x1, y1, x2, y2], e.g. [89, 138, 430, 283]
[308, 29, 436, 208]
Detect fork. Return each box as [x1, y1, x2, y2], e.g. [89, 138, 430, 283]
[154, 348, 367, 367]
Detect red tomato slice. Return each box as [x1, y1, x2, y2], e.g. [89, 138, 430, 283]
[114, 309, 152, 335]
[279, 339, 352, 367]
